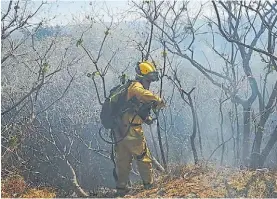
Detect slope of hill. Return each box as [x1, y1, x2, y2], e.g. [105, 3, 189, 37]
[124, 163, 277, 198]
[2, 163, 277, 198]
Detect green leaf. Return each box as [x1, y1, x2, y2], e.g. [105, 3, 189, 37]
[104, 30, 109, 35]
[161, 51, 167, 57]
[94, 71, 100, 76]
[87, 71, 101, 78]
[42, 63, 49, 73]
[76, 38, 83, 47]
[8, 136, 19, 148]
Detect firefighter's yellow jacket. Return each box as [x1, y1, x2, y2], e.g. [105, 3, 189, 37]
[114, 81, 165, 190]
[115, 81, 165, 139]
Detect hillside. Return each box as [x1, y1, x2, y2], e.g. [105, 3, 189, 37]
[2, 1, 277, 198]
[124, 163, 277, 198]
[2, 163, 277, 198]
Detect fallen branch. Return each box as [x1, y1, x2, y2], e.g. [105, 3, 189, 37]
[152, 156, 165, 173]
[66, 159, 89, 197]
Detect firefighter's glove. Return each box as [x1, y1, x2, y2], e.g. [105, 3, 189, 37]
[152, 100, 166, 111]
[159, 99, 166, 109]
[144, 116, 154, 125]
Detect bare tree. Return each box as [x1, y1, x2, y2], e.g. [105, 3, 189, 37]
[134, 0, 277, 168]
[212, 0, 277, 168]
[165, 64, 199, 164]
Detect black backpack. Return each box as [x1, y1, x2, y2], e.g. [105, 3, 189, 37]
[100, 81, 133, 129]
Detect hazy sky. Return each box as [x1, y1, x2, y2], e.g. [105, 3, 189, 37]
[42, 1, 132, 25]
[1, 0, 133, 26]
[1, 0, 214, 26]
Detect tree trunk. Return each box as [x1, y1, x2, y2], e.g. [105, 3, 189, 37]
[250, 80, 277, 168]
[219, 98, 226, 165]
[196, 111, 203, 158]
[235, 103, 240, 166]
[242, 106, 251, 166]
[260, 126, 277, 167]
[150, 125, 160, 162]
[188, 95, 198, 165]
[250, 127, 263, 168]
[156, 119, 167, 171]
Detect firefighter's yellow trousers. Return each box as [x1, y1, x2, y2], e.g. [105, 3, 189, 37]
[115, 136, 153, 189]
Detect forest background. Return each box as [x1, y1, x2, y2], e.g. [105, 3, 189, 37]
[1, 0, 277, 197]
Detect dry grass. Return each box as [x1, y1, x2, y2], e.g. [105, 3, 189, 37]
[1, 175, 56, 198]
[2, 164, 277, 198]
[1, 175, 27, 198]
[125, 163, 277, 198]
[20, 188, 56, 198]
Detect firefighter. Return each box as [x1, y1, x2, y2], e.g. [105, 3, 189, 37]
[114, 61, 165, 196]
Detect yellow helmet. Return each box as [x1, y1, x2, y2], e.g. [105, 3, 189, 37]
[135, 61, 159, 82]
